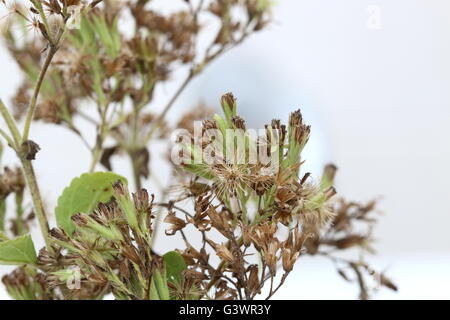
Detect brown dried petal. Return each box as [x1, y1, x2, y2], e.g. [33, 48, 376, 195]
[164, 211, 186, 235]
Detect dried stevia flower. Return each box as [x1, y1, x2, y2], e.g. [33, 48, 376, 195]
[164, 211, 187, 236]
[0, 0, 395, 301]
[214, 243, 234, 264]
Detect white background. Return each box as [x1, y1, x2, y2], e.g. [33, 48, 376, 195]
[1, 0, 450, 299]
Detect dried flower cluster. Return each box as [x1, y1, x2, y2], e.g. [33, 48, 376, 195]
[0, 0, 395, 300]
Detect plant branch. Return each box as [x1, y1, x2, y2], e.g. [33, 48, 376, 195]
[19, 157, 51, 248]
[144, 70, 194, 143]
[0, 128, 15, 149]
[22, 45, 58, 141]
[0, 100, 21, 147]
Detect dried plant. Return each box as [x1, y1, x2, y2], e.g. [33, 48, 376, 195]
[0, 0, 395, 300]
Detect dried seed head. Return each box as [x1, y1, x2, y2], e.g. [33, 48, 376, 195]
[49, 228, 70, 242]
[264, 241, 280, 276]
[2, 267, 28, 288]
[250, 175, 274, 196]
[220, 92, 236, 113]
[132, 188, 153, 213]
[289, 109, 311, 146]
[247, 264, 260, 296]
[214, 243, 234, 263]
[121, 245, 142, 265]
[71, 213, 89, 227]
[241, 223, 252, 247]
[231, 116, 246, 130]
[0, 167, 25, 196]
[271, 119, 287, 146]
[281, 248, 299, 272]
[207, 206, 231, 237]
[202, 119, 218, 132]
[112, 180, 127, 197]
[321, 163, 338, 189]
[324, 186, 337, 200]
[289, 110, 303, 128]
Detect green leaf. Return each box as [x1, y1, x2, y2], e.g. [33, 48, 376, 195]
[0, 234, 37, 265]
[0, 231, 9, 241]
[163, 251, 187, 284]
[55, 172, 128, 235]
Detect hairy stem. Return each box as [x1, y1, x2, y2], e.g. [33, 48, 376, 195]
[22, 46, 58, 141]
[20, 157, 51, 248]
[0, 31, 60, 250]
[14, 190, 26, 235]
[89, 146, 102, 173]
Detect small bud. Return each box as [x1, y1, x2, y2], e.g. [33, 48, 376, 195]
[132, 189, 152, 213]
[49, 228, 70, 242]
[215, 243, 234, 263]
[112, 181, 127, 197]
[320, 164, 338, 190]
[247, 265, 261, 295]
[282, 249, 299, 272]
[231, 116, 246, 130]
[71, 213, 88, 227]
[241, 224, 252, 247]
[72, 212, 124, 241]
[113, 181, 139, 230]
[220, 92, 237, 122]
[324, 186, 337, 200]
[121, 245, 142, 265]
[288, 110, 310, 148]
[202, 119, 218, 132]
[264, 241, 279, 276]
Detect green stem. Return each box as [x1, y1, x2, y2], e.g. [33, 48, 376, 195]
[30, 0, 55, 45]
[22, 46, 58, 141]
[89, 146, 102, 173]
[20, 157, 51, 248]
[130, 101, 142, 191]
[144, 71, 194, 144]
[14, 190, 26, 235]
[0, 128, 15, 148]
[130, 151, 142, 191]
[2, 99, 51, 248]
[0, 100, 21, 147]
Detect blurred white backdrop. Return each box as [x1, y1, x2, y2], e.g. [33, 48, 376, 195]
[1, 0, 450, 299]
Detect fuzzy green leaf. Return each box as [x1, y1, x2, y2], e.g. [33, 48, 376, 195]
[163, 251, 187, 284]
[0, 234, 37, 265]
[55, 172, 128, 235]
